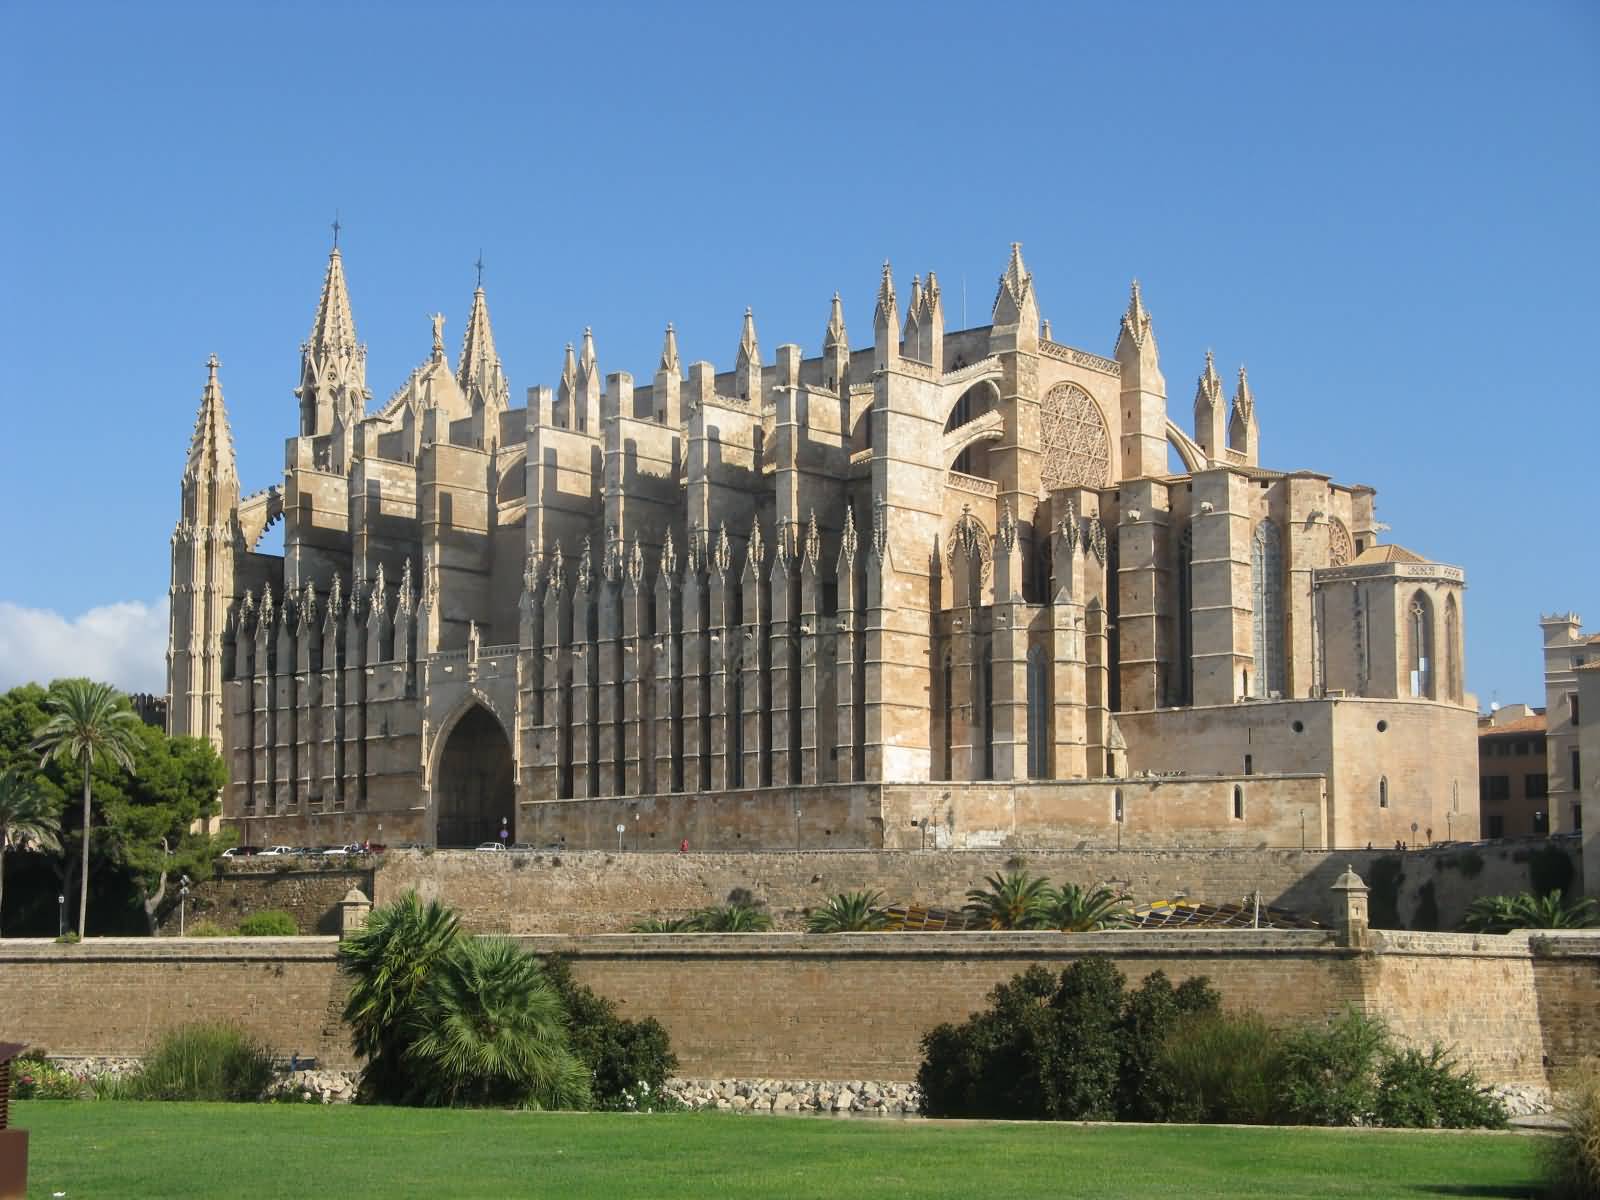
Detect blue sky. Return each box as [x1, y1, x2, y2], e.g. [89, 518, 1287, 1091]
[0, 0, 1595, 706]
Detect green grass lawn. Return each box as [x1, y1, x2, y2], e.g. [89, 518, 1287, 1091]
[14, 1101, 1548, 1199]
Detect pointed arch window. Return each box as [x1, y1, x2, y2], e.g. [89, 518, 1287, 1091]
[1443, 593, 1460, 703]
[1026, 647, 1048, 779]
[1175, 525, 1194, 706]
[1408, 591, 1434, 699]
[1251, 520, 1285, 698]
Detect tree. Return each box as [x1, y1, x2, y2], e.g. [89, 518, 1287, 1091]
[404, 937, 591, 1109]
[1461, 890, 1600, 934]
[0, 766, 61, 935]
[341, 891, 462, 1102]
[806, 890, 889, 933]
[963, 869, 1055, 930]
[32, 680, 142, 937]
[1047, 883, 1133, 932]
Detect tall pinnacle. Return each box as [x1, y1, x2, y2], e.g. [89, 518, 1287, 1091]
[185, 354, 239, 488]
[659, 323, 681, 375]
[1232, 365, 1255, 421]
[824, 292, 846, 349]
[738, 306, 760, 367]
[307, 247, 359, 361]
[457, 278, 503, 400]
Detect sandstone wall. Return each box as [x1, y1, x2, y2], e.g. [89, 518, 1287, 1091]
[3, 931, 1590, 1085]
[158, 864, 374, 935]
[369, 841, 1579, 935]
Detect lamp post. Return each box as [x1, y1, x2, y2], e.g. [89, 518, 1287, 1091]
[918, 817, 928, 851]
[179, 874, 191, 937]
[615, 823, 626, 853]
[794, 807, 802, 852]
[500, 816, 509, 846]
[57, 893, 65, 938]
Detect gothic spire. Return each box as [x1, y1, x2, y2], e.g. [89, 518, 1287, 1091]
[579, 326, 598, 381]
[307, 246, 359, 362]
[1232, 365, 1255, 424]
[874, 260, 897, 325]
[1117, 279, 1154, 352]
[184, 354, 239, 490]
[659, 323, 681, 375]
[992, 242, 1035, 326]
[457, 275, 506, 407]
[824, 292, 847, 350]
[738, 307, 760, 368]
[1196, 350, 1223, 411]
[560, 341, 578, 397]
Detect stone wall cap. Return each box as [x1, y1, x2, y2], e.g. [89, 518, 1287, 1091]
[1331, 865, 1368, 892]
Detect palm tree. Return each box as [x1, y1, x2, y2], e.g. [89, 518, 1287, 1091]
[963, 869, 1055, 930]
[1461, 890, 1600, 933]
[693, 902, 774, 932]
[1047, 883, 1132, 932]
[629, 915, 697, 933]
[0, 767, 62, 935]
[32, 680, 141, 938]
[340, 891, 461, 1101]
[806, 890, 889, 933]
[404, 936, 591, 1109]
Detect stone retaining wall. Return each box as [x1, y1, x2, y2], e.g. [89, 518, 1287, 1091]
[4, 929, 1594, 1085]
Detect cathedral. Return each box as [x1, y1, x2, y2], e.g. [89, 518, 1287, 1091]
[167, 242, 1477, 852]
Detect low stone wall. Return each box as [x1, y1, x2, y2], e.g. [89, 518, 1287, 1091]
[6, 929, 1590, 1087]
[370, 840, 1580, 935]
[158, 863, 374, 935]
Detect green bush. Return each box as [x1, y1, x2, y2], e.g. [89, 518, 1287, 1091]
[1157, 1011, 1284, 1125]
[543, 955, 678, 1108]
[1277, 1008, 1387, 1126]
[918, 961, 1211, 1121]
[187, 920, 228, 937]
[237, 910, 299, 936]
[131, 1022, 275, 1101]
[1545, 1056, 1600, 1200]
[690, 903, 773, 932]
[1114, 972, 1222, 1121]
[1373, 1045, 1506, 1129]
[12, 1057, 88, 1100]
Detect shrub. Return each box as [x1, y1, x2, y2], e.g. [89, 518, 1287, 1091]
[1462, 890, 1600, 933]
[544, 955, 678, 1108]
[187, 920, 228, 937]
[1545, 1056, 1600, 1200]
[131, 1022, 275, 1101]
[1373, 1044, 1507, 1129]
[236, 910, 299, 936]
[806, 890, 889, 933]
[1047, 883, 1132, 932]
[1158, 1011, 1284, 1125]
[629, 915, 696, 933]
[1277, 1008, 1387, 1126]
[919, 960, 1146, 1121]
[54, 931, 80, 945]
[1115, 971, 1223, 1121]
[12, 1057, 88, 1100]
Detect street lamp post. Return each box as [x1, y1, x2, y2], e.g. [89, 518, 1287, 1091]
[179, 874, 191, 937]
[57, 894, 65, 938]
[500, 816, 509, 846]
[615, 823, 626, 854]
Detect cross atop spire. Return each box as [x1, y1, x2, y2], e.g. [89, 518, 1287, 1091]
[331, 211, 341, 249]
[474, 250, 485, 289]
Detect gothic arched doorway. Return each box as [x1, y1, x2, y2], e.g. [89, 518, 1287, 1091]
[434, 705, 514, 848]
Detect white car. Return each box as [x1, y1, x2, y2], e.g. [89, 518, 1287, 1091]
[258, 846, 295, 857]
[475, 842, 507, 853]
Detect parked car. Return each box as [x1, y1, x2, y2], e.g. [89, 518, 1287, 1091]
[507, 842, 536, 852]
[288, 847, 317, 857]
[258, 846, 295, 857]
[321, 845, 352, 857]
[221, 845, 260, 858]
[475, 842, 506, 853]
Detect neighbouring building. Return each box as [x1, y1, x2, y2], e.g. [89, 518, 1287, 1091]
[1476, 705, 1548, 838]
[166, 241, 1479, 852]
[1540, 613, 1598, 891]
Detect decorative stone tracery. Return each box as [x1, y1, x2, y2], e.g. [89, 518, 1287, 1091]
[1039, 382, 1111, 492]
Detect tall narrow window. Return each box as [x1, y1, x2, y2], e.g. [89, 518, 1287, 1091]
[1251, 520, 1285, 698]
[1233, 785, 1244, 820]
[1408, 591, 1434, 699]
[1244, 753, 1254, 776]
[1113, 788, 1124, 823]
[1570, 692, 1581, 726]
[1175, 525, 1194, 706]
[1379, 776, 1389, 808]
[1026, 647, 1048, 779]
[1443, 594, 1461, 702]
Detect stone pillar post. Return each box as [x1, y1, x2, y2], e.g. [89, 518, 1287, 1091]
[338, 887, 372, 938]
[1332, 865, 1371, 949]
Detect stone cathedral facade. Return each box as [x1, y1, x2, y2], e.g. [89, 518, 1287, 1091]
[168, 243, 1478, 853]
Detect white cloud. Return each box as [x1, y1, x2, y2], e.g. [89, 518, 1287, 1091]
[0, 596, 169, 695]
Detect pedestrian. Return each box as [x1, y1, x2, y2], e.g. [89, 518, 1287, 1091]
[679, 838, 689, 854]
